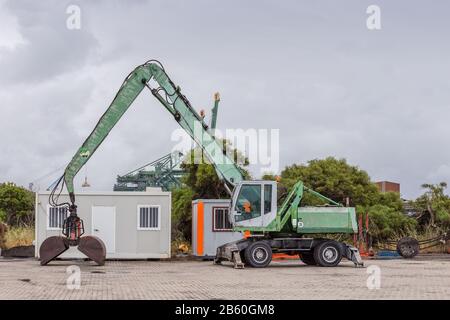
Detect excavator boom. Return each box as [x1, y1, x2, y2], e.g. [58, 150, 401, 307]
[64, 60, 243, 204]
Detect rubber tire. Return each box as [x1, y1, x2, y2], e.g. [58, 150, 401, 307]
[244, 241, 272, 268]
[313, 240, 342, 267]
[299, 252, 317, 265]
[397, 237, 420, 258]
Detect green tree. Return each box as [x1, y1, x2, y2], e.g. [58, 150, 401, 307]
[377, 191, 404, 211]
[366, 205, 417, 240]
[281, 157, 380, 206]
[171, 187, 194, 241]
[0, 209, 6, 222]
[0, 221, 7, 249]
[261, 172, 277, 181]
[0, 182, 35, 227]
[413, 182, 450, 228]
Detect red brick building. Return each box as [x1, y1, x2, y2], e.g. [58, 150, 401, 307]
[375, 181, 400, 193]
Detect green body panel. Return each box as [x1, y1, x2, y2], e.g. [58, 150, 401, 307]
[296, 206, 357, 233]
[63, 62, 243, 202]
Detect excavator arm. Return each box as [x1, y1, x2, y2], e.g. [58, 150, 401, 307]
[62, 60, 243, 205]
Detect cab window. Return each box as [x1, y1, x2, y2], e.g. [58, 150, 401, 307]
[264, 185, 272, 214]
[234, 184, 261, 221]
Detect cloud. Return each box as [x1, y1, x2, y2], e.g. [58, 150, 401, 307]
[427, 165, 450, 183]
[0, 0, 99, 85]
[0, 0, 26, 49]
[1, 0, 450, 199]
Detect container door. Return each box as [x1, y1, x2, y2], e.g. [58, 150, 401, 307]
[92, 206, 116, 253]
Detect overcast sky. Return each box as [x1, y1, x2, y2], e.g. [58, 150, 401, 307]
[1, 0, 449, 199]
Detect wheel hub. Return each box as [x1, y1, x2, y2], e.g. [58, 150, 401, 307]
[253, 248, 268, 262]
[322, 247, 338, 263]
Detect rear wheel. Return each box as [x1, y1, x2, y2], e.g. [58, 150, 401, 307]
[244, 241, 272, 268]
[299, 252, 316, 265]
[314, 240, 342, 267]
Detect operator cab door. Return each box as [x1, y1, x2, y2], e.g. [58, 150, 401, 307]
[231, 181, 277, 228]
[262, 182, 277, 227]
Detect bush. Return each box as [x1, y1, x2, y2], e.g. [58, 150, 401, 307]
[0, 183, 34, 227]
[281, 157, 379, 207]
[366, 204, 417, 240]
[0, 209, 6, 222]
[4, 226, 34, 249]
[0, 222, 7, 249]
[171, 187, 194, 241]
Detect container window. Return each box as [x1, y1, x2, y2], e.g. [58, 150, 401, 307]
[48, 206, 68, 229]
[138, 206, 160, 230]
[213, 207, 233, 231]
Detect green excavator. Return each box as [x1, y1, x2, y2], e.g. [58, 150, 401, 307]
[40, 60, 363, 268]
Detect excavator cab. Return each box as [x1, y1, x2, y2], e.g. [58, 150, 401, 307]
[39, 205, 106, 266]
[230, 181, 278, 228]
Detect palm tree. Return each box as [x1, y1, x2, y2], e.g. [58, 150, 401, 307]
[420, 182, 447, 226]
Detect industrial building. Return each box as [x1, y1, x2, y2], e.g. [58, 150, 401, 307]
[35, 188, 171, 260]
[114, 151, 185, 192]
[375, 181, 400, 193]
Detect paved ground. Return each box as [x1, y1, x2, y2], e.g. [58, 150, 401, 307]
[1, 255, 450, 299]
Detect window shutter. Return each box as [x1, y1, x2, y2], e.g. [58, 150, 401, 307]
[138, 206, 160, 230]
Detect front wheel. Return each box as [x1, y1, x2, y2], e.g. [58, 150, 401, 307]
[313, 240, 342, 267]
[244, 241, 272, 268]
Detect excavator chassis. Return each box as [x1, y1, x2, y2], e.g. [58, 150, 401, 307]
[214, 237, 364, 269]
[39, 235, 106, 266]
